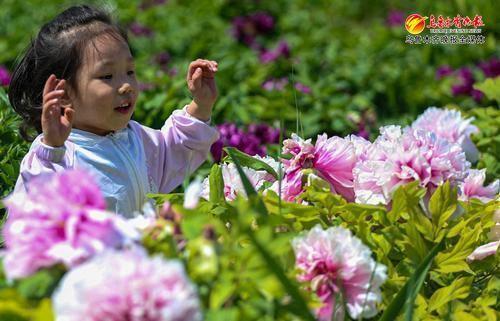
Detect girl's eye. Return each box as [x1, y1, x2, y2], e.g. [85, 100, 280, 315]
[100, 74, 113, 80]
[127, 70, 135, 76]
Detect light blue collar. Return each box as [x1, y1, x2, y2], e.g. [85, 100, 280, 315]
[69, 124, 130, 147]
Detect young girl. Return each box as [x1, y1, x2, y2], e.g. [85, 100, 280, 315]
[9, 5, 220, 217]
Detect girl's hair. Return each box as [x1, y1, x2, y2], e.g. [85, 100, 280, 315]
[9, 5, 130, 141]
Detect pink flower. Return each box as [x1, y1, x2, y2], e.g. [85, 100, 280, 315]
[314, 134, 357, 201]
[52, 248, 202, 321]
[2, 170, 131, 279]
[467, 241, 499, 261]
[412, 107, 479, 162]
[354, 126, 469, 205]
[292, 225, 387, 320]
[281, 134, 357, 201]
[459, 169, 499, 203]
[468, 210, 500, 262]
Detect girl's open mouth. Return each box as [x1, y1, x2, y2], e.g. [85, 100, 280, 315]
[114, 103, 132, 114]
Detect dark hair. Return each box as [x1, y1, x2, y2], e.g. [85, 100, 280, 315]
[8, 5, 130, 141]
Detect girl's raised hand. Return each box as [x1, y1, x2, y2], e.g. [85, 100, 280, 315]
[186, 59, 218, 121]
[41, 74, 75, 147]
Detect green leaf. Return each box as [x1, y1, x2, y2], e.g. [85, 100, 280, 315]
[209, 164, 225, 203]
[379, 238, 445, 321]
[473, 76, 500, 103]
[245, 229, 316, 321]
[223, 147, 279, 179]
[428, 277, 473, 312]
[15, 266, 66, 300]
[210, 279, 236, 309]
[435, 224, 480, 274]
[429, 181, 457, 239]
[226, 148, 268, 216]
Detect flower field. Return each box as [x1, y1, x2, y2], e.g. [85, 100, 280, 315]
[0, 1, 499, 320]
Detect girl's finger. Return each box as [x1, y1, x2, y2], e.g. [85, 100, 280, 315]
[55, 79, 65, 91]
[188, 61, 214, 80]
[44, 98, 62, 116]
[192, 67, 203, 89]
[43, 90, 65, 103]
[43, 74, 57, 97]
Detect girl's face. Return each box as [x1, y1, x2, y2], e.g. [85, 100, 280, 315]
[68, 35, 138, 136]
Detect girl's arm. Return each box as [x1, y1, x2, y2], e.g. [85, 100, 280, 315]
[134, 107, 219, 193]
[133, 58, 220, 193]
[14, 137, 74, 193]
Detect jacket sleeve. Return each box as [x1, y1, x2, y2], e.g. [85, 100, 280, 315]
[136, 105, 220, 194]
[13, 136, 75, 193]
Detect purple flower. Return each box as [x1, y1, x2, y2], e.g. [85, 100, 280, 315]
[260, 40, 291, 63]
[251, 12, 275, 33]
[262, 77, 288, 91]
[248, 123, 281, 144]
[168, 66, 179, 77]
[292, 225, 387, 320]
[471, 89, 484, 102]
[231, 12, 274, 48]
[0, 65, 11, 87]
[451, 67, 483, 102]
[356, 124, 370, 140]
[211, 123, 281, 162]
[386, 10, 405, 27]
[478, 57, 500, 78]
[295, 82, 312, 94]
[260, 50, 279, 63]
[155, 52, 171, 67]
[210, 139, 224, 162]
[53, 248, 202, 321]
[2, 170, 132, 279]
[435, 65, 454, 80]
[129, 22, 154, 37]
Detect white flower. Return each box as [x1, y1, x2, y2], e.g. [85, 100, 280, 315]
[53, 247, 202, 321]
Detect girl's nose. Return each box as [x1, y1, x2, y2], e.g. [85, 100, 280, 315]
[118, 83, 133, 95]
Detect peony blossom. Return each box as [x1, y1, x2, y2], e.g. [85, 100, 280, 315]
[280, 133, 357, 201]
[353, 126, 469, 205]
[184, 178, 203, 209]
[201, 156, 280, 201]
[459, 169, 499, 203]
[468, 210, 500, 262]
[411, 107, 479, 162]
[52, 248, 202, 321]
[292, 225, 387, 320]
[2, 170, 133, 279]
